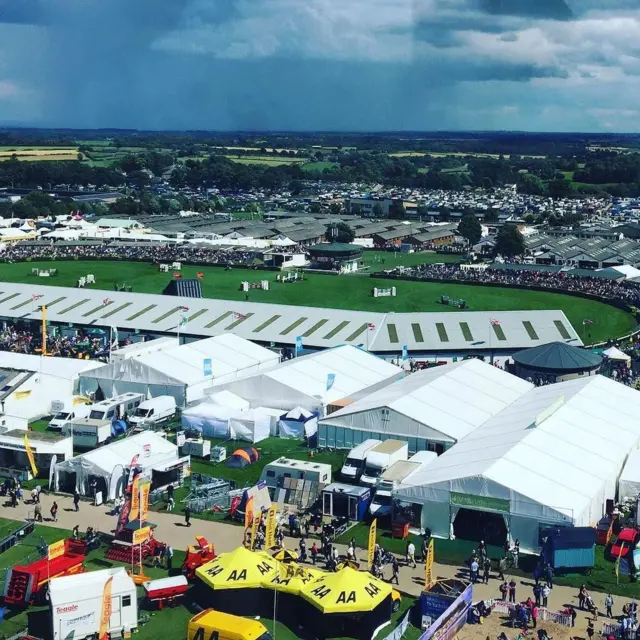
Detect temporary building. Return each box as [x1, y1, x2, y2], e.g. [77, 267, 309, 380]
[195, 547, 278, 616]
[78, 334, 279, 407]
[0, 353, 101, 431]
[318, 359, 533, 453]
[181, 400, 271, 443]
[603, 346, 631, 363]
[211, 345, 402, 412]
[619, 449, 640, 499]
[278, 407, 318, 439]
[54, 431, 185, 499]
[395, 375, 640, 553]
[205, 389, 250, 411]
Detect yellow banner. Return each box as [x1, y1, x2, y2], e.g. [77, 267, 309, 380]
[265, 505, 277, 549]
[245, 496, 254, 530]
[23, 433, 38, 478]
[424, 538, 435, 589]
[140, 480, 151, 522]
[129, 476, 140, 521]
[133, 526, 150, 545]
[99, 576, 113, 640]
[367, 519, 377, 569]
[14, 390, 32, 400]
[48, 539, 66, 561]
[250, 515, 260, 550]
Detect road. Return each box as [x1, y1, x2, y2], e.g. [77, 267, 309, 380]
[10, 494, 625, 634]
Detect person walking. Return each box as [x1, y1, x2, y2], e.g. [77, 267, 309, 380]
[606, 593, 614, 618]
[544, 563, 554, 589]
[34, 502, 42, 522]
[310, 542, 318, 566]
[166, 545, 173, 571]
[391, 557, 400, 585]
[533, 582, 542, 607]
[407, 541, 416, 569]
[498, 556, 507, 581]
[483, 557, 491, 584]
[184, 505, 191, 527]
[166, 496, 175, 512]
[73, 489, 80, 512]
[50, 501, 58, 522]
[532, 605, 539, 629]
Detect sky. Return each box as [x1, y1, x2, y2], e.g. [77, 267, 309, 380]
[0, 0, 638, 132]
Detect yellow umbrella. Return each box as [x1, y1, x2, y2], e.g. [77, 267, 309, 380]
[300, 567, 392, 614]
[272, 548, 299, 563]
[336, 560, 360, 571]
[262, 562, 322, 596]
[196, 546, 278, 590]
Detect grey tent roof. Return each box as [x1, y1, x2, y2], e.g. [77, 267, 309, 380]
[512, 341, 602, 372]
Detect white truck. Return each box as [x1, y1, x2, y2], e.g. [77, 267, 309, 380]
[63, 418, 112, 449]
[48, 398, 91, 432]
[360, 439, 408, 488]
[49, 567, 137, 640]
[340, 439, 380, 482]
[130, 395, 177, 431]
[369, 451, 437, 518]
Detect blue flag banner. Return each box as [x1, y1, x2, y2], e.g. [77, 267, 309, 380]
[203, 358, 213, 377]
[295, 336, 303, 352]
[326, 373, 336, 392]
[402, 345, 408, 361]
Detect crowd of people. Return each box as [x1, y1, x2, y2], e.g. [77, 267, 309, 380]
[0, 323, 108, 359]
[1, 240, 299, 267]
[388, 263, 640, 307]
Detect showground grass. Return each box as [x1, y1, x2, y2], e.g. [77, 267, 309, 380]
[1, 259, 635, 343]
[224, 155, 308, 166]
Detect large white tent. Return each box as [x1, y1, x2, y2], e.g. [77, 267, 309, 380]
[619, 449, 640, 499]
[395, 375, 640, 552]
[0, 353, 101, 430]
[54, 431, 183, 500]
[78, 334, 279, 406]
[318, 359, 533, 453]
[210, 345, 402, 411]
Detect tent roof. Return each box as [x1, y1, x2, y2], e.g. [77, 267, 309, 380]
[512, 341, 602, 372]
[323, 359, 533, 442]
[250, 345, 401, 404]
[397, 375, 640, 520]
[83, 334, 278, 386]
[619, 448, 640, 494]
[0, 352, 102, 380]
[603, 346, 631, 361]
[59, 431, 177, 476]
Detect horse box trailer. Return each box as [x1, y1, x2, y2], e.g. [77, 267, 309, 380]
[63, 418, 112, 449]
[49, 567, 138, 640]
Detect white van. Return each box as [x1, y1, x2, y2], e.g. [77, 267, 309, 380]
[88, 392, 145, 422]
[130, 396, 176, 430]
[340, 439, 380, 482]
[49, 398, 91, 432]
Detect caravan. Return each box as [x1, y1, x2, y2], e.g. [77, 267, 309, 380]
[88, 393, 145, 423]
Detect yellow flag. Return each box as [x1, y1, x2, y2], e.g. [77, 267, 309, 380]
[424, 538, 435, 589]
[368, 519, 377, 569]
[48, 539, 66, 561]
[99, 576, 113, 640]
[251, 515, 260, 550]
[265, 505, 277, 549]
[129, 476, 140, 521]
[140, 480, 151, 522]
[133, 526, 150, 545]
[23, 433, 38, 478]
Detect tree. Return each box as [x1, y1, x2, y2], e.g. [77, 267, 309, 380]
[458, 212, 482, 246]
[325, 222, 355, 244]
[484, 209, 499, 223]
[494, 225, 525, 258]
[372, 203, 384, 217]
[389, 200, 406, 219]
[329, 202, 342, 216]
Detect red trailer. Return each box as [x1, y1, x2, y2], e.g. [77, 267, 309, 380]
[182, 536, 216, 580]
[3, 539, 86, 606]
[143, 575, 189, 610]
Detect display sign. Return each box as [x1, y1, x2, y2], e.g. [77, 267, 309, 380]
[295, 336, 303, 352]
[367, 519, 377, 569]
[176, 431, 186, 447]
[450, 491, 509, 513]
[203, 358, 213, 377]
[99, 576, 113, 640]
[419, 583, 472, 640]
[402, 345, 408, 361]
[133, 526, 151, 545]
[48, 538, 66, 561]
[245, 496, 254, 530]
[61, 611, 95, 634]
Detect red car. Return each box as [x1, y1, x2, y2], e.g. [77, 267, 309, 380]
[611, 528, 640, 559]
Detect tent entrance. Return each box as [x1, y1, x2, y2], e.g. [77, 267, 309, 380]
[453, 507, 507, 547]
[57, 470, 77, 495]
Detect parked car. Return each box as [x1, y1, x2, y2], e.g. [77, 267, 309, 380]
[610, 527, 640, 559]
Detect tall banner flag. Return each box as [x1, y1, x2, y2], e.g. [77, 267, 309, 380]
[326, 373, 336, 392]
[23, 433, 38, 478]
[129, 476, 140, 521]
[402, 345, 408, 361]
[126, 454, 140, 492]
[265, 505, 277, 548]
[140, 480, 151, 522]
[251, 515, 261, 550]
[425, 538, 435, 589]
[244, 496, 254, 530]
[99, 576, 114, 640]
[368, 519, 377, 569]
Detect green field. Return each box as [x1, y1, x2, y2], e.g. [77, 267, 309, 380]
[302, 161, 339, 172]
[224, 155, 308, 166]
[1, 260, 634, 342]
